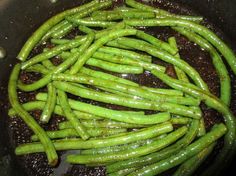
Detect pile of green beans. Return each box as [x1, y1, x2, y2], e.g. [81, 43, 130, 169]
[8, 0, 235, 175]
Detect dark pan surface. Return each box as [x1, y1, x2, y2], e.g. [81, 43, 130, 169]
[0, 0, 236, 176]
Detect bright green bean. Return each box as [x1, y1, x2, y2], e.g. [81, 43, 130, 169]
[86, 58, 144, 74]
[15, 122, 174, 155]
[8, 64, 58, 166]
[59, 120, 147, 130]
[78, 25, 95, 34]
[67, 17, 117, 28]
[40, 83, 57, 123]
[26, 64, 50, 75]
[31, 128, 127, 141]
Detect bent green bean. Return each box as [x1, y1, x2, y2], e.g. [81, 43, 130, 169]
[8, 64, 58, 166]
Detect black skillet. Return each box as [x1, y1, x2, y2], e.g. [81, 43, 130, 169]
[0, 0, 236, 175]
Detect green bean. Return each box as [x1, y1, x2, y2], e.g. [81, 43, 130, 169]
[37, 93, 171, 124]
[92, 51, 165, 72]
[57, 90, 90, 140]
[136, 30, 177, 55]
[173, 27, 231, 105]
[26, 64, 50, 75]
[106, 40, 134, 50]
[98, 46, 152, 63]
[142, 87, 183, 96]
[91, 10, 155, 20]
[173, 143, 215, 176]
[80, 67, 138, 86]
[69, 29, 137, 74]
[125, 0, 203, 22]
[129, 124, 226, 176]
[86, 58, 144, 74]
[8, 64, 58, 166]
[117, 37, 209, 91]
[51, 0, 113, 39]
[31, 128, 127, 141]
[78, 25, 95, 34]
[107, 119, 199, 173]
[41, 20, 68, 42]
[151, 70, 236, 172]
[66, 126, 187, 164]
[81, 135, 167, 155]
[52, 73, 201, 107]
[17, 0, 103, 61]
[18, 34, 93, 92]
[51, 38, 75, 45]
[97, 86, 140, 99]
[170, 117, 190, 125]
[125, 18, 236, 75]
[40, 83, 57, 123]
[42, 60, 55, 69]
[8, 100, 102, 120]
[67, 17, 117, 28]
[21, 37, 86, 70]
[15, 122, 173, 155]
[59, 120, 147, 130]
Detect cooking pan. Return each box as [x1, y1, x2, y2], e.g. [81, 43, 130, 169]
[0, 0, 236, 175]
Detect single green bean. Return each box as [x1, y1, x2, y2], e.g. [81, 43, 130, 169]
[36, 93, 172, 124]
[117, 37, 209, 91]
[8, 64, 58, 166]
[170, 117, 190, 125]
[57, 90, 90, 140]
[15, 122, 174, 155]
[109, 168, 137, 176]
[78, 25, 95, 34]
[106, 40, 134, 50]
[173, 143, 216, 176]
[98, 46, 152, 63]
[67, 17, 116, 28]
[152, 70, 236, 173]
[31, 128, 127, 141]
[80, 67, 138, 86]
[136, 30, 177, 55]
[40, 83, 57, 123]
[17, 0, 103, 61]
[125, 18, 236, 75]
[69, 29, 138, 74]
[129, 124, 226, 176]
[107, 119, 199, 173]
[125, 0, 203, 22]
[59, 120, 147, 130]
[66, 126, 187, 164]
[52, 73, 201, 107]
[86, 58, 144, 74]
[26, 64, 50, 75]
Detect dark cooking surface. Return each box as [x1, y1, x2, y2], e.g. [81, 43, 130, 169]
[0, 0, 236, 176]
